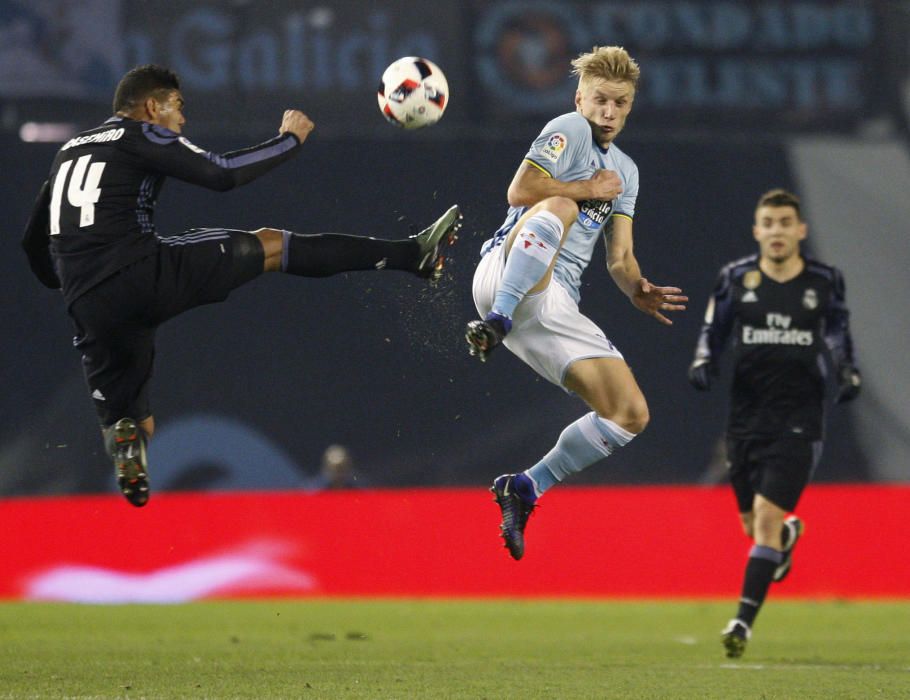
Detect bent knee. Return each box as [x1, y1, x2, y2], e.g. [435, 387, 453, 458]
[621, 408, 650, 435]
[536, 197, 579, 227]
[598, 399, 650, 435]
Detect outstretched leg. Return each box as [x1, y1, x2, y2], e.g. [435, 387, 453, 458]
[256, 205, 461, 281]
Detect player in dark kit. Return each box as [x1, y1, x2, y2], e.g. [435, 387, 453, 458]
[21, 65, 462, 507]
[688, 189, 860, 658]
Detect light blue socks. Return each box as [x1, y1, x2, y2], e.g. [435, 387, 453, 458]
[525, 412, 636, 496]
[491, 210, 563, 320]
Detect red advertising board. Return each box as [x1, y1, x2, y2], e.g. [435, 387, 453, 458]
[0, 485, 906, 601]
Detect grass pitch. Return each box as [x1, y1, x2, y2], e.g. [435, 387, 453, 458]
[0, 600, 907, 699]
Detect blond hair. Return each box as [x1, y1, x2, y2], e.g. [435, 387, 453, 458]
[570, 46, 640, 88]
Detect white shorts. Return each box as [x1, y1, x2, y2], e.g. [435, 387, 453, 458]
[471, 244, 624, 388]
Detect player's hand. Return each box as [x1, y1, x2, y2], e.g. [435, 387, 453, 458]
[631, 277, 687, 325]
[587, 169, 623, 201]
[688, 359, 714, 391]
[835, 364, 861, 403]
[280, 110, 315, 144]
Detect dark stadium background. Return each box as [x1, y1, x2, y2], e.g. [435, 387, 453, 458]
[2, 0, 907, 498]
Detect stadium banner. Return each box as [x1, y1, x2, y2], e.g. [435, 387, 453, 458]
[1, 0, 899, 135]
[0, 0, 466, 135]
[1, 485, 906, 602]
[470, 0, 885, 132]
[125, 0, 466, 131]
[0, 0, 125, 99]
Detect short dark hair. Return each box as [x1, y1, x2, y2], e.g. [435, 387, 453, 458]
[112, 65, 180, 113]
[756, 188, 802, 220]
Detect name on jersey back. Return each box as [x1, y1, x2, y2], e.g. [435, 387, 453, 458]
[61, 128, 125, 151]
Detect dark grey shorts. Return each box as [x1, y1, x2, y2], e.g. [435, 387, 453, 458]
[726, 436, 823, 513]
[69, 229, 264, 426]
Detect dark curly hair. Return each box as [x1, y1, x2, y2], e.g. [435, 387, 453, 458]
[112, 65, 180, 114]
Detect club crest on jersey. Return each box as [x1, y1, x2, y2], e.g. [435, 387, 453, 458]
[541, 133, 567, 163]
[802, 288, 818, 309]
[743, 270, 762, 290]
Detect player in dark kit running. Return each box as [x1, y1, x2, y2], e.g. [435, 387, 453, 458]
[688, 188, 860, 658]
[21, 64, 461, 507]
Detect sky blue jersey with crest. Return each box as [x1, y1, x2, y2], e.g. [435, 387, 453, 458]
[479, 111, 639, 303]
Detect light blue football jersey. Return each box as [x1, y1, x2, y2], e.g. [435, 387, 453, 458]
[479, 111, 639, 303]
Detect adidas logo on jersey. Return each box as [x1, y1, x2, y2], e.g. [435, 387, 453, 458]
[92, 389, 106, 401]
[741, 291, 758, 303]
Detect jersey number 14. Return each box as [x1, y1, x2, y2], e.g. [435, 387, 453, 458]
[50, 155, 106, 235]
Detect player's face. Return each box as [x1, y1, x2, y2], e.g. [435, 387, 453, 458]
[575, 79, 635, 147]
[753, 205, 807, 263]
[152, 90, 186, 134]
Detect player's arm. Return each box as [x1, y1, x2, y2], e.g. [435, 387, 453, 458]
[824, 267, 861, 402]
[137, 110, 313, 191]
[506, 160, 622, 207]
[604, 215, 686, 326]
[20, 180, 61, 290]
[688, 267, 736, 390]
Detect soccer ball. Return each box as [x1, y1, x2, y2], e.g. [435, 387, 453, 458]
[377, 57, 449, 129]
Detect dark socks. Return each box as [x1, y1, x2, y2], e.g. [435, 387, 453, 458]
[281, 231, 418, 277]
[735, 545, 782, 627]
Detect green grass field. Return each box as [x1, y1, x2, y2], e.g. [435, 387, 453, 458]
[0, 600, 907, 699]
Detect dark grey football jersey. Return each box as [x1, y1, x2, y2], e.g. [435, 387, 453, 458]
[694, 254, 855, 440]
[40, 116, 299, 305]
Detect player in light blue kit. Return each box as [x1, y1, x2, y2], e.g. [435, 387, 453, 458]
[466, 46, 688, 560]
